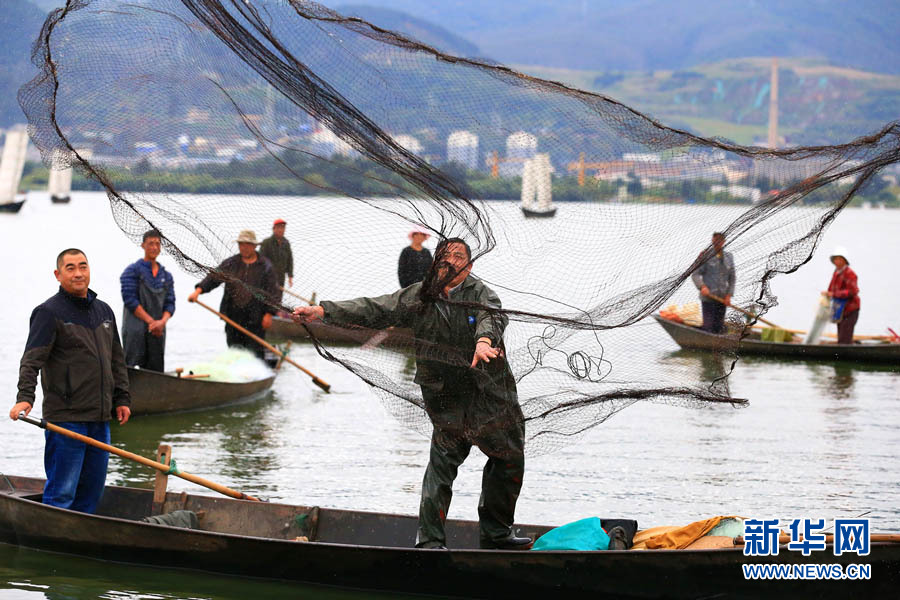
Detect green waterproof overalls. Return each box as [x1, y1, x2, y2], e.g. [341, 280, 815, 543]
[320, 276, 525, 548]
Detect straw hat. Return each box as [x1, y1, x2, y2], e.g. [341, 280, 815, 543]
[829, 246, 850, 264]
[236, 230, 259, 244]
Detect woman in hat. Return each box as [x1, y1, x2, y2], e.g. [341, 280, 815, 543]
[398, 225, 433, 288]
[824, 246, 860, 344]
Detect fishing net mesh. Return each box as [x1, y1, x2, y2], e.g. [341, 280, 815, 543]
[19, 0, 900, 454]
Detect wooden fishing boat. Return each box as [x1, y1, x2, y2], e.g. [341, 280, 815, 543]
[127, 367, 275, 416]
[267, 316, 412, 349]
[653, 314, 900, 363]
[1, 476, 897, 598]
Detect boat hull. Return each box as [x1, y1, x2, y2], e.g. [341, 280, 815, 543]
[0, 199, 25, 213]
[267, 316, 412, 348]
[521, 206, 556, 218]
[127, 367, 274, 415]
[1, 476, 896, 599]
[653, 314, 900, 363]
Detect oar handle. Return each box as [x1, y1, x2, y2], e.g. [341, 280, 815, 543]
[281, 286, 316, 305]
[16, 414, 260, 501]
[192, 298, 331, 393]
[707, 293, 784, 330]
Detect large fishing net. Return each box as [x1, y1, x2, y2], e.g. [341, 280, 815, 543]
[19, 0, 900, 454]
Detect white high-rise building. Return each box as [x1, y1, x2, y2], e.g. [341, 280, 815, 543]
[503, 131, 537, 177]
[447, 130, 478, 169]
[309, 127, 354, 157]
[393, 134, 423, 156]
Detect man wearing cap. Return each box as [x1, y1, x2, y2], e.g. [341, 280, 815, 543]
[187, 230, 279, 358]
[824, 247, 860, 344]
[691, 232, 736, 334]
[259, 218, 293, 302]
[398, 226, 433, 288]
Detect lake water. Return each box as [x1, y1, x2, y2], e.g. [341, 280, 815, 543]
[1, 192, 898, 598]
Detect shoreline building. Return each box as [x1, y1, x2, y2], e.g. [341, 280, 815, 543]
[446, 130, 478, 170]
[393, 134, 424, 157]
[502, 131, 537, 177]
[309, 126, 355, 158]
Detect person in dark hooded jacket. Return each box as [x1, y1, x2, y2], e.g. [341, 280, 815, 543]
[293, 238, 530, 551]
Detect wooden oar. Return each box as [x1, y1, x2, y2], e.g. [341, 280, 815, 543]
[191, 298, 331, 392]
[707, 293, 788, 330]
[16, 413, 260, 501]
[281, 286, 316, 305]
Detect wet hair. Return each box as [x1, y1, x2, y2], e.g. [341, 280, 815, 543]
[56, 248, 87, 269]
[434, 237, 471, 261]
[142, 229, 162, 242]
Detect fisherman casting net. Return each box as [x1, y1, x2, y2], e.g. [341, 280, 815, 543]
[20, 0, 900, 455]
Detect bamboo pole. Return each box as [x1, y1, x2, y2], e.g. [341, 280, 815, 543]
[707, 293, 788, 331]
[281, 286, 316, 305]
[17, 414, 260, 501]
[191, 298, 330, 392]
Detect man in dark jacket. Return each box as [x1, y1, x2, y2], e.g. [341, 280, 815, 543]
[259, 218, 293, 302]
[120, 229, 176, 371]
[188, 230, 279, 359]
[294, 238, 530, 551]
[10, 248, 131, 514]
[691, 232, 736, 334]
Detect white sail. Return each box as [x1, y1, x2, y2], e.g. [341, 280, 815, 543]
[534, 154, 553, 211]
[0, 127, 29, 205]
[520, 155, 537, 210]
[48, 167, 73, 198]
[48, 166, 73, 199]
[520, 153, 554, 214]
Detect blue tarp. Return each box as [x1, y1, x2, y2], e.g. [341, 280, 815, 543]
[532, 517, 611, 551]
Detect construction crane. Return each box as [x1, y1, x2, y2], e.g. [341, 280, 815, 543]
[486, 150, 528, 178]
[567, 152, 633, 186]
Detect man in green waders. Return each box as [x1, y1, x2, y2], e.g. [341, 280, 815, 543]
[293, 238, 530, 550]
[120, 229, 175, 372]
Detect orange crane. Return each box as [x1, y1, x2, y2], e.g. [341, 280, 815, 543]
[486, 150, 528, 178]
[567, 152, 635, 186]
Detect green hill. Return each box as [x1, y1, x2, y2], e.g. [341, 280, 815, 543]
[518, 58, 900, 146]
[0, 0, 46, 127]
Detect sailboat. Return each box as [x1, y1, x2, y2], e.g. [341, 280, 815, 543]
[0, 126, 29, 213]
[48, 159, 73, 204]
[520, 153, 556, 218]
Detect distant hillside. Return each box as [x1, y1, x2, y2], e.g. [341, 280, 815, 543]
[322, 0, 900, 76]
[5, 2, 899, 145]
[335, 4, 479, 57]
[0, 1, 46, 127]
[519, 58, 900, 146]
